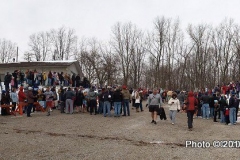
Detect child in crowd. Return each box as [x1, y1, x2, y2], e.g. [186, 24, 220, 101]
[224, 107, 230, 125]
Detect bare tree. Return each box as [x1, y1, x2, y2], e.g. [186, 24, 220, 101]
[129, 30, 146, 88]
[212, 19, 235, 84]
[0, 39, 17, 63]
[111, 22, 140, 85]
[145, 17, 169, 88]
[23, 52, 34, 62]
[28, 31, 51, 61]
[187, 24, 213, 89]
[50, 26, 77, 60]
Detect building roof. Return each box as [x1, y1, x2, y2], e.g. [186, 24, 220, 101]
[0, 60, 77, 68]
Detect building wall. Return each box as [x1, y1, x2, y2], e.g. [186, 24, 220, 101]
[67, 64, 79, 75]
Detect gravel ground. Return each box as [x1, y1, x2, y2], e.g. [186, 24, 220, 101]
[0, 101, 239, 160]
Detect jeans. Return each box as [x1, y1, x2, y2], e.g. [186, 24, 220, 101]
[65, 99, 73, 114]
[236, 107, 239, 121]
[123, 99, 130, 116]
[169, 110, 177, 123]
[98, 101, 103, 114]
[210, 107, 214, 118]
[114, 102, 122, 116]
[202, 103, 210, 119]
[48, 78, 52, 86]
[140, 101, 143, 111]
[89, 100, 97, 114]
[103, 101, 111, 117]
[220, 111, 225, 123]
[64, 80, 69, 86]
[229, 107, 236, 124]
[5, 84, 9, 92]
[27, 103, 33, 116]
[187, 110, 195, 129]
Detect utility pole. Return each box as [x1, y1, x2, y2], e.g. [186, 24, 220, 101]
[16, 47, 18, 62]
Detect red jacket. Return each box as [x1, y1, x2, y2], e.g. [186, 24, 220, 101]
[18, 87, 26, 102]
[225, 109, 229, 116]
[186, 92, 198, 111]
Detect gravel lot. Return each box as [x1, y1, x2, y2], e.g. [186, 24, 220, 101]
[0, 101, 239, 160]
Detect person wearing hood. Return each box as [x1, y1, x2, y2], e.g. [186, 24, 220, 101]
[168, 93, 180, 125]
[184, 91, 198, 131]
[18, 86, 26, 114]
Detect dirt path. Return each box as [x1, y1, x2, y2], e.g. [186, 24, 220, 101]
[0, 101, 239, 160]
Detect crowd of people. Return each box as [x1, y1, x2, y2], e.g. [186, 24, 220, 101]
[0, 70, 239, 131]
[0, 84, 147, 118]
[153, 82, 240, 131]
[1, 69, 90, 92]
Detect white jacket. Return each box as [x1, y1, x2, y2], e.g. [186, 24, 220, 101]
[135, 91, 141, 103]
[168, 98, 180, 111]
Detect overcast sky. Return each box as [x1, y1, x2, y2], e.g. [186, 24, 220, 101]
[1, 0, 240, 59]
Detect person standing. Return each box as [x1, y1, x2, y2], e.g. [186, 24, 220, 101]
[98, 88, 104, 114]
[147, 88, 163, 124]
[139, 90, 144, 112]
[134, 91, 141, 112]
[184, 91, 198, 131]
[234, 95, 240, 122]
[4, 72, 11, 92]
[71, 73, 76, 87]
[201, 92, 210, 119]
[228, 93, 235, 125]
[121, 85, 131, 116]
[64, 87, 75, 114]
[103, 88, 112, 117]
[1, 90, 11, 115]
[44, 87, 54, 116]
[26, 87, 36, 117]
[112, 87, 123, 117]
[87, 88, 98, 115]
[219, 94, 228, 123]
[168, 93, 180, 125]
[75, 88, 84, 113]
[18, 86, 26, 114]
[131, 89, 136, 110]
[75, 74, 81, 87]
[48, 71, 52, 86]
[10, 88, 18, 111]
[42, 72, 47, 86]
[177, 91, 185, 110]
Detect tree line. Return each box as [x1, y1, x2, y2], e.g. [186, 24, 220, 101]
[1, 17, 240, 90]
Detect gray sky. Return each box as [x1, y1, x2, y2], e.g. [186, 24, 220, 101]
[1, 0, 240, 59]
